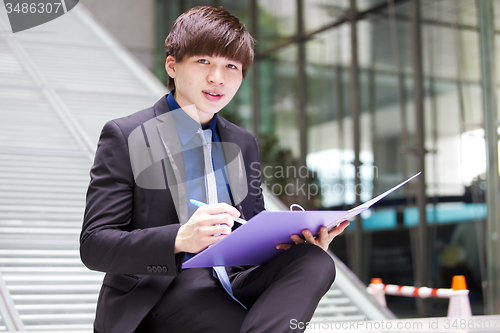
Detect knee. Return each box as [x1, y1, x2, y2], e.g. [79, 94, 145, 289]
[292, 243, 336, 289]
[305, 244, 336, 278]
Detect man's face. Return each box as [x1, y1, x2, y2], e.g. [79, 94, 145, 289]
[165, 55, 243, 125]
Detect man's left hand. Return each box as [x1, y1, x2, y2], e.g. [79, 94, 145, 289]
[276, 220, 350, 252]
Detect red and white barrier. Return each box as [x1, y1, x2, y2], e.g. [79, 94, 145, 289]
[367, 275, 472, 317]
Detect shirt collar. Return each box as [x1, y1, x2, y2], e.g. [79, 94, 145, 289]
[202, 113, 218, 133]
[167, 92, 200, 146]
[166, 91, 220, 145]
[203, 113, 220, 146]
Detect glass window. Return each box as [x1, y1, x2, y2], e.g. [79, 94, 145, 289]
[356, 0, 387, 12]
[223, 70, 253, 131]
[495, 0, 500, 119]
[155, 0, 182, 85]
[420, 0, 477, 27]
[183, 0, 215, 10]
[420, 2, 484, 197]
[305, 27, 357, 207]
[258, 45, 300, 207]
[258, 0, 297, 50]
[356, 11, 416, 197]
[218, 0, 252, 29]
[303, 0, 349, 32]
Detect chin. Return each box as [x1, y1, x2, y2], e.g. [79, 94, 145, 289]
[198, 108, 218, 117]
[202, 104, 225, 114]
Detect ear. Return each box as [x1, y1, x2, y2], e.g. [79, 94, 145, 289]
[165, 55, 177, 79]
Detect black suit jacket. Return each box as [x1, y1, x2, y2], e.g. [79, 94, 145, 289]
[80, 95, 265, 333]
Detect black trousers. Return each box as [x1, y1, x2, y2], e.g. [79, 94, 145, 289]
[135, 243, 336, 333]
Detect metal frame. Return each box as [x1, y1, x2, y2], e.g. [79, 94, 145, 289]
[296, 0, 308, 208]
[257, 0, 408, 58]
[476, 0, 500, 315]
[250, 0, 260, 139]
[387, 0, 409, 182]
[0, 272, 24, 331]
[409, 0, 429, 317]
[348, 0, 363, 280]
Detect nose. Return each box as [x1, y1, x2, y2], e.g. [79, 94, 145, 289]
[207, 67, 224, 85]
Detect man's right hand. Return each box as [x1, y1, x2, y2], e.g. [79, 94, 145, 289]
[174, 203, 240, 254]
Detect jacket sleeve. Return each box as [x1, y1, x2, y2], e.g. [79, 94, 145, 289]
[80, 120, 184, 276]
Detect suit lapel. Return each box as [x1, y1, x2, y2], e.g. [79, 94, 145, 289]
[147, 103, 190, 225]
[158, 122, 188, 224]
[217, 117, 249, 212]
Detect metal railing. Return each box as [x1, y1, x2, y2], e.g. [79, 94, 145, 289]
[0, 272, 24, 331]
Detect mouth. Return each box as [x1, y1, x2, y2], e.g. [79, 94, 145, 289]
[203, 91, 223, 96]
[203, 91, 224, 101]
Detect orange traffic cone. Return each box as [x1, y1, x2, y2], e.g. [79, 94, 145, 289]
[367, 278, 387, 307]
[447, 275, 472, 317]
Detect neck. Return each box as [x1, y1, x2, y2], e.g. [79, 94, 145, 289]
[173, 91, 213, 125]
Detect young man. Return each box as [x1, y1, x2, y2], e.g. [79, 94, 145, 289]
[80, 6, 349, 333]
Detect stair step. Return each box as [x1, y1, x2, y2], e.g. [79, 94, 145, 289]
[0, 178, 88, 187]
[16, 303, 97, 311]
[0, 220, 83, 227]
[0, 172, 89, 182]
[3, 275, 103, 282]
[0, 191, 84, 200]
[0, 258, 83, 265]
[0, 200, 84, 209]
[23, 324, 93, 331]
[310, 314, 366, 322]
[0, 249, 80, 256]
[323, 289, 342, 297]
[11, 294, 98, 302]
[0, 205, 84, 213]
[0, 227, 80, 235]
[21, 313, 95, 321]
[313, 305, 360, 315]
[8, 284, 101, 292]
[0, 238, 79, 248]
[318, 297, 352, 305]
[0, 184, 87, 194]
[0, 267, 92, 273]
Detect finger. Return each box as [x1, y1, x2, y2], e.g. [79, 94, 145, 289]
[302, 229, 316, 243]
[334, 220, 350, 233]
[201, 203, 240, 217]
[210, 213, 235, 229]
[211, 224, 232, 236]
[205, 233, 228, 246]
[317, 226, 329, 245]
[199, 224, 231, 236]
[290, 234, 304, 244]
[328, 220, 350, 241]
[196, 212, 234, 228]
[276, 243, 294, 250]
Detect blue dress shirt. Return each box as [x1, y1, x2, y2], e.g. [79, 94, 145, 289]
[166, 93, 232, 219]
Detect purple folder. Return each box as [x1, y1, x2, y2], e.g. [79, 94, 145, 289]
[183, 172, 421, 268]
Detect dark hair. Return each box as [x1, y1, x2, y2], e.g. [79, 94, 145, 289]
[164, 6, 255, 90]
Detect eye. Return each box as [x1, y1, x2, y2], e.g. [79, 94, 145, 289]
[197, 59, 209, 64]
[226, 63, 239, 70]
